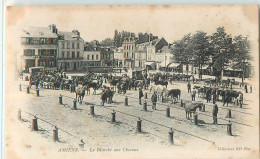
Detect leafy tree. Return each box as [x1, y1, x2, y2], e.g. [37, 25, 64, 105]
[190, 31, 212, 79]
[232, 35, 252, 84]
[211, 27, 234, 80]
[101, 38, 114, 47]
[171, 34, 193, 74]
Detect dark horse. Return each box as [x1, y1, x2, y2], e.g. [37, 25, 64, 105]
[184, 102, 204, 120]
[155, 80, 168, 88]
[167, 89, 181, 103]
[87, 82, 101, 95]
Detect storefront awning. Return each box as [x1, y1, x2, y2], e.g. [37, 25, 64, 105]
[168, 63, 180, 68]
[224, 66, 242, 71]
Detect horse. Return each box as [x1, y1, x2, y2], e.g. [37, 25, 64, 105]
[75, 86, 86, 103]
[184, 101, 204, 120]
[154, 80, 168, 88]
[167, 89, 181, 103]
[87, 82, 101, 95]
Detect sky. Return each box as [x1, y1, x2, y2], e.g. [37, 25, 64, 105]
[6, 5, 258, 43]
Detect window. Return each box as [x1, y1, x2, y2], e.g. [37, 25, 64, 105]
[72, 43, 75, 49]
[77, 51, 80, 58]
[77, 43, 79, 49]
[46, 50, 50, 56]
[92, 55, 94, 60]
[67, 51, 70, 58]
[127, 52, 128, 58]
[72, 51, 75, 58]
[50, 50, 55, 56]
[62, 42, 65, 49]
[96, 55, 98, 60]
[62, 51, 65, 58]
[87, 55, 90, 60]
[23, 49, 35, 56]
[67, 42, 70, 49]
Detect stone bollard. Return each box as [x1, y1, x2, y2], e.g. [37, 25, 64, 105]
[166, 107, 170, 117]
[90, 105, 95, 116]
[227, 121, 232, 136]
[36, 88, 40, 97]
[202, 104, 205, 112]
[143, 101, 147, 111]
[18, 109, 21, 120]
[168, 128, 174, 145]
[79, 140, 85, 150]
[111, 110, 116, 122]
[73, 100, 77, 110]
[59, 95, 63, 104]
[26, 86, 30, 94]
[125, 96, 128, 106]
[194, 113, 198, 125]
[145, 92, 147, 99]
[137, 118, 142, 133]
[53, 127, 59, 142]
[32, 117, 38, 131]
[19, 84, 22, 91]
[226, 109, 231, 118]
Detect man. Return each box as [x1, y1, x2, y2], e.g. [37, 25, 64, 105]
[250, 85, 252, 93]
[187, 82, 191, 93]
[139, 88, 144, 105]
[151, 91, 157, 110]
[191, 88, 196, 101]
[212, 104, 218, 124]
[206, 89, 211, 103]
[239, 92, 243, 108]
[244, 84, 248, 93]
[223, 90, 230, 107]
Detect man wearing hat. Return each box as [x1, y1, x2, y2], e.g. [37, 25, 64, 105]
[191, 87, 196, 101]
[139, 88, 144, 105]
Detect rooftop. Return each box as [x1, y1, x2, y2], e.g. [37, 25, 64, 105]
[21, 26, 58, 38]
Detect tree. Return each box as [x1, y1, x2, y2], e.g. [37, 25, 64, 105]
[211, 27, 234, 80]
[232, 35, 252, 84]
[171, 34, 193, 74]
[190, 31, 212, 79]
[101, 38, 114, 47]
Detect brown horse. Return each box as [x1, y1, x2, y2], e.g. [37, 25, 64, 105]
[184, 101, 204, 120]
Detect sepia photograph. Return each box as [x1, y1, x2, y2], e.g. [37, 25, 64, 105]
[5, 5, 259, 159]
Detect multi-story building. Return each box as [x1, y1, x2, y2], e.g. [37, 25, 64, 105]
[21, 25, 58, 71]
[114, 47, 124, 67]
[57, 30, 85, 71]
[145, 38, 168, 70]
[156, 45, 174, 69]
[83, 50, 101, 66]
[122, 37, 137, 69]
[134, 42, 149, 69]
[101, 47, 114, 66]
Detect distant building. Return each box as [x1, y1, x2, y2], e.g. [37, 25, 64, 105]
[156, 45, 173, 70]
[135, 42, 149, 69]
[145, 38, 168, 70]
[101, 47, 114, 66]
[57, 30, 84, 72]
[83, 50, 101, 66]
[137, 32, 158, 44]
[21, 24, 58, 71]
[114, 47, 124, 67]
[122, 37, 137, 69]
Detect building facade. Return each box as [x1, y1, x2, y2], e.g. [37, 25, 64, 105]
[83, 50, 101, 66]
[114, 47, 124, 67]
[21, 25, 58, 71]
[57, 30, 85, 72]
[122, 37, 137, 69]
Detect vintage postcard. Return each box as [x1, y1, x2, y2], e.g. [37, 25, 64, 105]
[5, 5, 259, 159]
